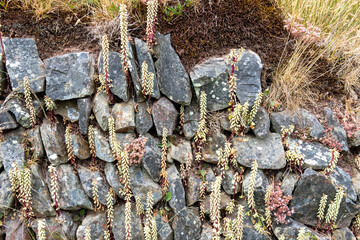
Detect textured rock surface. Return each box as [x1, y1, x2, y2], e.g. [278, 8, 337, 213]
[0, 110, 18, 131]
[45, 52, 94, 100]
[112, 101, 135, 132]
[324, 107, 349, 152]
[172, 207, 202, 240]
[152, 97, 179, 136]
[155, 213, 174, 240]
[5, 98, 32, 128]
[167, 137, 192, 163]
[234, 133, 286, 169]
[134, 38, 161, 99]
[270, 110, 297, 133]
[190, 57, 230, 111]
[291, 168, 360, 228]
[222, 168, 241, 195]
[186, 170, 202, 206]
[0, 171, 14, 214]
[76, 211, 107, 240]
[93, 126, 114, 162]
[4, 38, 45, 92]
[280, 172, 298, 196]
[154, 33, 192, 105]
[93, 91, 111, 132]
[69, 133, 90, 160]
[243, 168, 269, 212]
[183, 100, 200, 140]
[330, 167, 357, 202]
[202, 130, 227, 164]
[332, 228, 357, 240]
[0, 129, 25, 171]
[4, 214, 32, 240]
[104, 163, 124, 199]
[48, 164, 93, 210]
[54, 100, 79, 122]
[168, 164, 187, 216]
[77, 98, 92, 135]
[98, 51, 129, 101]
[26, 127, 44, 159]
[40, 118, 68, 165]
[113, 204, 144, 240]
[141, 134, 161, 181]
[253, 106, 270, 138]
[135, 101, 153, 134]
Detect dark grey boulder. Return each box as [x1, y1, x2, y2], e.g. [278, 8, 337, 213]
[202, 130, 227, 164]
[112, 101, 135, 133]
[53, 100, 79, 122]
[332, 228, 357, 240]
[167, 137, 192, 163]
[186, 170, 202, 206]
[104, 162, 125, 199]
[243, 168, 269, 213]
[4, 98, 32, 128]
[0, 128, 25, 171]
[183, 100, 200, 140]
[280, 172, 299, 197]
[270, 110, 297, 134]
[190, 57, 230, 111]
[152, 97, 178, 136]
[154, 32, 192, 105]
[26, 126, 44, 159]
[76, 211, 107, 240]
[135, 101, 153, 135]
[0, 110, 18, 131]
[253, 106, 270, 138]
[69, 133, 90, 160]
[45, 52, 94, 100]
[155, 213, 174, 240]
[222, 168, 241, 195]
[324, 107, 349, 152]
[4, 38, 45, 92]
[93, 126, 114, 163]
[92, 91, 111, 132]
[141, 133, 161, 182]
[0, 50, 6, 97]
[330, 167, 357, 202]
[168, 164, 187, 216]
[0, 171, 14, 215]
[77, 97, 92, 135]
[172, 207, 201, 240]
[113, 204, 144, 240]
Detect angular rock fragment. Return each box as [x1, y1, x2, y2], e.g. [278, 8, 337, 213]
[152, 97, 179, 136]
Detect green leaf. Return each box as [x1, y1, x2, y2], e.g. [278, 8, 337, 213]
[270, 100, 275, 107]
[199, 169, 206, 177]
[165, 206, 170, 211]
[73, 215, 80, 221]
[263, 88, 270, 97]
[164, 192, 172, 201]
[79, 209, 86, 216]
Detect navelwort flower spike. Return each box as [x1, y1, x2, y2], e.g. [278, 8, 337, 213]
[226, 48, 245, 107]
[119, 4, 129, 72]
[146, 0, 158, 48]
[233, 204, 244, 240]
[194, 91, 208, 143]
[44, 96, 56, 122]
[281, 125, 294, 150]
[265, 184, 274, 229]
[223, 217, 235, 240]
[48, 164, 60, 215]
[160, 127, 169, 192]
[88, 124, 97, 170]
[92, 178, 101, 211]
[23, 75, 36, 127]
[141, 61, 154, 98]
[38, 219, 46, 240]
[248, 160, 258, 218]
[136, 194, 144, 216]
[210, 175, 222, 240]
[324, 149, 340, 176]
[325, 187, 344, 232]
[99, 34, 113, 101]
[85, 227, 91, 240]
[106, 188, 115, 238]
[316, 193, 328, 230]
[297, 228, 307, 240]
[125, 200, 132, 240]
[179, 105, 185, 130]
[65, 125, 76, 168]
[247, 91, 263, 129]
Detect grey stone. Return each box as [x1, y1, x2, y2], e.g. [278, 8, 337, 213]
[270, 110, 297, 134]
[183, 100, 200, 140]
[332, 228, 357, 240]
[0, 50, 6, 97]
[186, 170, 202, 206]
[112, 101, 135, 132]
[4, 213, 32, 240]
[273, 218, 330, 240]
[104, 163, 125, 199]
[330, 167, 357, 202]
[141, 134, 161, 181]
[30, 164, 56, 217]
[0, 129, 25, 171]
[202, 130, 227, 164]
[76, 211, 107, 240]
[54, 100, 79, 122]
[93, 126, 114, 162]
[126, 41, 142, 102]
[253, 106, 270, 138]
[98, 51, 129, 101]
[26, 126, 44, 159]
[113, 204, 144, 240]
[77, 98, 92, 135]
[203, 191, 231, 214]
[155, 213, 173, 240]
[205, 168, 216, 193]
[33, 212, 76, 240]
[93, 91, 111, 131]
[134, 38, 161, 99]
[230, 50, 262, 106]
[168, 164, 187, 216]
[0, 171, 14, 214]
[296, 108, 324, 139]
[190, 57, 230, 111]
[47, 164, 93, 210]
[40, 118, 68, 165]
[280, 172, 299, 197]
[324, 107, 349, 152]
[291, 168, 360, 228]
[69, 132, 90, 160]
[167, 137, 192, 163]
[199, 224, 212, 240]
[349, 130, 360, 147]
[135, 101, 153, 135]
[154, 33, 192, 105]
[5, 98, 32, 128]
[77, 165, 111, 206]
[4, 38, 45, 92]
[45, 52, 94, 100]
[288, 138, 332, 170]
[234, 133, 286, 169]
[172, 207, 201, 240]
[115, 132, 136, 147]
[152, 97, 179, 136]
[130, 166, 163, 208]
[219, 111, 231, 132]
[0, 111, 18, 131]
[222, 168, 241, 195]
[243, 168, 269, 213]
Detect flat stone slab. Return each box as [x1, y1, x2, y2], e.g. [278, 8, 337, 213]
[45, 52, 94, 100]
[4, 38, 45, 92]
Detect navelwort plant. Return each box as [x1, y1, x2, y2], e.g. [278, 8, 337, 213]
[85, 227, 91, 240]
[226, 48, 245, 107]
[160, 127, 169, 192]
[180, 152, 192, 186]
[146, 0, 158, 49]
[194, 91, 208, 162]
[119, 4, 129, 73]
[210, 175, 222, 240]
[44, 95, 56, 122]
[65, 124, 76, 168]
[247, 160, 258, 218]
[233, 204, 244, 240]
[88, 124, 97, 170]
[105, 187, 115, 239]
[324, 149, 340, 176]
[23, 75, 36, 127]
[223, 217, 234, 240]
[144, 191, 158, 240]
[48, 164, 60, 216]
[316, 193, 328, 230]
[98, 34, 113, 102]
[92, 178, 102, 211]
[265, 184, 273, 229]
[140, 61, 154, 103]
[135, 194, 144, 216]
[325, 187, 344, 232]
[38, 219, 46, 240]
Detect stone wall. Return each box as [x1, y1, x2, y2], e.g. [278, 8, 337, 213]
[0, 33, 359, 240]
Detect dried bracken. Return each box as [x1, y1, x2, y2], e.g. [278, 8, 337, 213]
[119, 4, 129, 72]
[140, 61, 154, 98]
[160, 127, 169, 192]
[324, 149, 340, 176]
[65, 125, 76, 168]
[23, 75, 36, 127]
[92, 178, 101, 211]
[248, 160, 258, 218]
[146, 0, 158, 48]
[316, 194, 328, 230]
[210, 175, 222, 240]
[48, 164, 60, 215]
[38, 219, 46, 240]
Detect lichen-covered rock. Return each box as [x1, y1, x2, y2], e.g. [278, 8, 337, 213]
[230, 50, 262, 106]
[130, 166, 163, 207]
[324, 107, 349, 152]
[115, 132, 136, 147]
[76, 211, 107, 240]
[183, 100, 200, 140]
[135, 101, 153, 135]
[93, 126, 114, 163]
[126, 41, 142, 102]
[4, 38, 45, 92]
[154, 33, 192, 105]
[243, 168, 269, 213]
[54, 100, 79, 122]
[69, 133, 90, 160]
[98, 51, 129, 101]
[152, 97, 179, 136]
[5, 98, 33, 128]
[113, 204, 144, 240]
[172, 207, 201, 240]
[0, 50, 6, 97]
[0, 110, 18, 131]
[77, 98, 92, 135]
[4, 213, 32, 240]
[112, 101, 135, 132]
[167, 137, 192, 163]
[134, 38, 161, 99]
[234, 133, 286, 169]
[26, 127, 44, 159]
[77, 165, 112, 206]
[0, 128, 25, 171]
[270, 110, 296, 133]
[280, 172, 298, 197]
[155, 213, 173, 240]
[141, 134, 161, 182]
[288, 138, 331, 170]
[45, 52, 94, 100]
[0, 171, 14, 214]
[253, 106, 270, 138]
[40, 118, 68, 166]
[93, 91, 111, 132]
[30, 164, 56, 217]
[190, 57, 230, 111]
[202, 130, 227, 164]
[332, 228, 357, 240]
[168, 164, 187, 216]
[291, 168, 360, 228]
[186, 170, 202, 206]
[104, 163, 125, 199]
[330, 167, 357, 202]
[47, 164, 93, 210]
[199, 224, 212, 240]
[222, 168, 241, 195]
